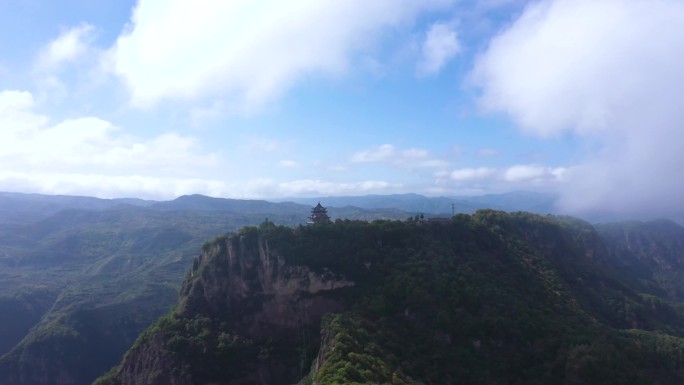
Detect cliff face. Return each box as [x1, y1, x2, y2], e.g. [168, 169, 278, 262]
[110, 226, 354, 385]
[180, 232, 352, 334]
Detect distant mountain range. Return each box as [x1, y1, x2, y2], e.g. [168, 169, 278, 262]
[1, 189, 678, 227]
[0, 190, 560, 224]
[0, 190, 678, 385]
[276, 191, 559, 216]
[0, 191, 152, 224]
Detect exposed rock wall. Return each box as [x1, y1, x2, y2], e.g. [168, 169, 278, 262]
[111, 229, 353, 385]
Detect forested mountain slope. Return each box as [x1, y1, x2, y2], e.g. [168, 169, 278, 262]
[97, 212, 684, 385]
[597, 219, 684, 301]
[0, 193, 408, 385]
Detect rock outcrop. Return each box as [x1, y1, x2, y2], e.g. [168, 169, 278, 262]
[106, 226, 354, 385]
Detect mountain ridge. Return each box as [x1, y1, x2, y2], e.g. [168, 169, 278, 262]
[0, 193, 412, 385]
[3, 191, 684, 384]
[96, 212, 684, 385]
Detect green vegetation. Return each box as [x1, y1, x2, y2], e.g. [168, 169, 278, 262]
[309, 314, 420, 385]
[99, 212, 684, 385]
[0, 208, 237, 385]
[0, 194, 408, 385]
[0, 285, 55, 355]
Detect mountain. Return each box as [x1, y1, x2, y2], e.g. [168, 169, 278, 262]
[0, 190, 564, 225]
[596, 219, 684, 301]
[96, 212, 684, 385]
[0, 206, 241, 385]
[0, 192, 410, 385]
[0, 191, 152, 224]
[277, 191, 558, 216]
[459, 191, 558, 213]
[151, 194, 307, 214]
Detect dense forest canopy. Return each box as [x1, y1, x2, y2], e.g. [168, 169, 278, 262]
[96, 212, 684, 385]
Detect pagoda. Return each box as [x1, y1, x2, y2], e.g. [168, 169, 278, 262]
[309, 202, 331, 224]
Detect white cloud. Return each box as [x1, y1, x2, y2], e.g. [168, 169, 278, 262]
[37, 24, 95, 69]
[0, 90, 217, 179]
[0, 91, 47, 133]
[503, 165, 543, 182]
[107, 0, 453, 109]
[351, 144, 446, 168]
[450, 167, 496, 181]
[278, 179, 395, 196]
[473, 0, 684, 215]
[436, 164, 566, 193]
[278, 160, 299, 168]
[352, 144, 397, 163]
[0, 171, 232, 200]
[403, 148, 430, 159]
[503, 164, 564, 183]
[0, 90, 33, 110]
[417, 22, 461, 75]
[0, 92, 439, 200]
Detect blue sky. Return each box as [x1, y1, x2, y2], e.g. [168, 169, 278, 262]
[1, 0, 683, 217]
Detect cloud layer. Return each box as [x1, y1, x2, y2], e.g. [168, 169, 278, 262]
[0, 90, 220, 198]
[0, 91, 425, 199]
[474, 0, 684, 216]
[108, 0, 453, 109]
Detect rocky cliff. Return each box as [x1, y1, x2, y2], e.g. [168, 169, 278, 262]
[105, 224, 354, 385]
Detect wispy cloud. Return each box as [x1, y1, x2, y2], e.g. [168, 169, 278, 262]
[0, 171, 232, 200]
[278, 179, 395, 196]
[450, 167, 496, 181]
[476, 148, 499, 157]
[36, 23, 96, 70]
[351, 144, 447, 168]
[243, 136, 292, 153]
[437, 164, 566, 194]
[278, 160, 299, 169]
[503, 164, 565, 183]
[417, 21, 461, 75]
[351, 144, 397, 163]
